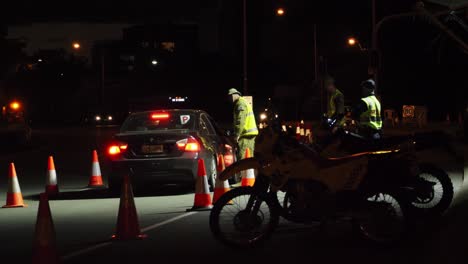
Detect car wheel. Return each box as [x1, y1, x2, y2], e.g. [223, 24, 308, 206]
[108, 177, 121, 196]
[208, 156, 217, 191]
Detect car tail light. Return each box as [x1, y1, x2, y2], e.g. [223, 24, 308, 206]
[151, 113, 170, 120]
[107, 142, 128, 156]
[176, 137, 200, 152]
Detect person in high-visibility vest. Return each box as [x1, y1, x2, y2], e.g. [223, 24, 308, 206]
[325, 76, 345, 131]
[352, 79, 382, 139]
[228, 88, 258, 160]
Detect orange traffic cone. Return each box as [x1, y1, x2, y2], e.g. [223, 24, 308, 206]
[241, 148, 255, 187]
[3, 163, 27, 208]
[88, 150, 104, 188]
[213, 154, 231, 203]
[295, 122, 301, 140]
[32, 193, 60, 264]
[112, 174, 146, 240]
[188, 159, 213, 211]
[46, 156, 59, 195]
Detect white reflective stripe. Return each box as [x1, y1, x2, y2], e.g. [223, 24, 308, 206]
[246, 112, 255, 117]
[47, 170, 57, 185]
[244, 128, 258, 134]
[8, 176, 22, 193]
[91, 162, 102, 176]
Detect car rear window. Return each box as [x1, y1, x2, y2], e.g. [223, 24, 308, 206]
[120, 111, 196, 133]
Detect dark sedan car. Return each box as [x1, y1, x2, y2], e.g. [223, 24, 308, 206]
[106, 109, 236, 193]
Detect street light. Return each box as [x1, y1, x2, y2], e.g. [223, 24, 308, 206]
[347, 37, 366, 51]
[151, 60, 158, 65]
[276, 8, 285, 16]
[72, 42, 80, 50]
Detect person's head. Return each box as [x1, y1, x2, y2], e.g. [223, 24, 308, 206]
[360, 79, 376, 97]
[324, 76, 336, 94]
[228, 88, 242, 103]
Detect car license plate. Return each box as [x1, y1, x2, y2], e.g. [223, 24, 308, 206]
[141, 144, 164, 154]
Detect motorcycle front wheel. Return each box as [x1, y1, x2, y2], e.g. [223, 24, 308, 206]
[355, 192, 407, 244]
[209, 187, 279, 248]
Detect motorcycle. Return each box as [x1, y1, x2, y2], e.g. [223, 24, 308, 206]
[209, 115, 452, 247]
[318, 116, 453, 216]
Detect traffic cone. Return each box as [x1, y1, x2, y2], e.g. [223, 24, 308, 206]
[295, 122, 301, 140]
[32, 193, 60, 264]
[112, 175, 146, 240]
[3, 163, 27, 208]
[300, 120, 305, 142]
[213, 154, 231, 203]
[241, 148, 256, 187]
[187, 159, 212, 211]
[46, 156, 59, 195]
[88, 150, 105, 188]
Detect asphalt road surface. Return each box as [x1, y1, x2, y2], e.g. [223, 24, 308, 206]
[0, 126, 465, 264]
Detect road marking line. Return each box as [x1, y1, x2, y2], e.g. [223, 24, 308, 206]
[141, 212, 197, 233]
[62, 242, 112, 261]
[62, 211, 197, 261]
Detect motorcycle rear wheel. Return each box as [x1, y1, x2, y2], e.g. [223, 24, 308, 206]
[410, 163, 453, 216]
[209, 187, 279, 248]
[355, 192, 407, 244]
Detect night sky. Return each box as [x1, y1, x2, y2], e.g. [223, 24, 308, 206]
[1, 0, 467, 121]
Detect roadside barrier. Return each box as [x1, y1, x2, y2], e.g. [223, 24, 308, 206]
[213, 154, 230, 203]
[45, 156, 59, 195]
[112, 174, 146, 240]
[187, 159, 213, 211]
[3, 163, 27, 208]
[241, 148, 255, 187]
[88, 150, 105, 188]
[32, 193, 60, 264]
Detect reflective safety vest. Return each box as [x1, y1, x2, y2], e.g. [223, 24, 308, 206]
[327, 89, 343, 118]
[360, 95, 382, 130]
[234, 97, 258, 137]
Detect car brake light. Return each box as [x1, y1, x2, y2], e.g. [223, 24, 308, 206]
[108, 142, 128, 155]
[151, 113, 170, 120]
[176, 137, 200, 152]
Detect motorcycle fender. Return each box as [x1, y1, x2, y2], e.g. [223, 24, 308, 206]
[218, 158, 261, 181]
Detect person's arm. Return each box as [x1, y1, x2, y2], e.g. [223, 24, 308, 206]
[234, 101, 246, 140]
[352, 100, 368, 120]
[331, 93, 345, 120]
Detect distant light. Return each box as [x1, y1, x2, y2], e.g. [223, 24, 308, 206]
[151, 60, 158, 65]
[347, 37, 357, 46]
[107, 116, 113, 121]
[171, 96, 186, 102]
[10, 101, 21, 110]
[260, 113, 267, 121]
[72, 42, 81, 49]
[38, 59, 43, 62]
[60, 73, 64, 76]
[276, 8, 285, 16]
[95, 115, 101, 121]
[275, 114, 278, 118]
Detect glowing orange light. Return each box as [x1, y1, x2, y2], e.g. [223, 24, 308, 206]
[72, 42, 81, 49]
[276, 8, 285, 16]
[347, 37, 357, 46]
[9, 101, 21, 110]
[151, 113, 170, 119]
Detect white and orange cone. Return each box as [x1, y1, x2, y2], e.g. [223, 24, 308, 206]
[32, 193, 60, 264]
[3, 163, 27, 208]
[45, 156, 59, 195]
[241, 148, 256, 187]
[88, 150, 104, 188]
[213, 154, 231, 203]
[188, 159, 212, 211]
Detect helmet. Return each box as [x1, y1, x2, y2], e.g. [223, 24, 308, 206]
[228, 88, 242, 96]
[360, 79, 376, 90]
